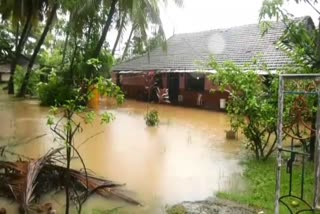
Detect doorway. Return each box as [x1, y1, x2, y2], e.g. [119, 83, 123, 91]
[168, 73, 180, 102]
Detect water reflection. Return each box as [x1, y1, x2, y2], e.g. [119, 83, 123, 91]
[0, 94, 243, 213]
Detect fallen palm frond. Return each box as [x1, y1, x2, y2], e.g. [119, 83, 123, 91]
[0, 147, 141, 213]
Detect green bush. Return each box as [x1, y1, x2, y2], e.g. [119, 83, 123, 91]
[166, 205, 187, 214]
[144, 110, 160, 126]
[91, 207, 121, 214]
[37, 71, 75, 106]
[14, 65, 40, 96]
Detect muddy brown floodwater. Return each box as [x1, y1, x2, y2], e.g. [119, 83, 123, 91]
[0, 93, 244, 214]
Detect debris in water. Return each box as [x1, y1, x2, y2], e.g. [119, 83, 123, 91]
[0, 147, 141, 213]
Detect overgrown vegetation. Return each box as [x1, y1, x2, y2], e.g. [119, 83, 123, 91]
[259, 0, 320, 161]
[37, 70, 75, 106]
[46, 63, 125, 213]
[207, 0, 320, 161]
[144, 110, 160, 126]
[208, 58, 280, 161]
[0, 1, 186, 211]
[166, 204, 187, 214]
[91, 207, 122, 214]
[0, 0, 183, 97]
[206, 1, 320, 212]
[0, 60, 134, 214]
[217, 158, 319, 214]
[14, 65, 40, 96]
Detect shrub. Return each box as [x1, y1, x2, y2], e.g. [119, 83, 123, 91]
[37, 71, 75, 106]
[166, 205, 187, 214]
[208, 57, 279, 161]
[144, 110, 160, 126]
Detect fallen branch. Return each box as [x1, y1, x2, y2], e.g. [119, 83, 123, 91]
[0, 147, 141, 213]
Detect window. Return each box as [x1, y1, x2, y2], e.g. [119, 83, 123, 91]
[186, 73, 205, 92]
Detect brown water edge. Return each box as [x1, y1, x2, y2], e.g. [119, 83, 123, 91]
[0, 94, 244, 213]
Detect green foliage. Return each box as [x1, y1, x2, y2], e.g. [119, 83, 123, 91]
[91, 207, 122, 214]
[84, 111, 96, 124]
[37, 58, 124, 107]
[217, 159, 318, 213]
[46, 66, 124, 212]
[95, 75, 124, 104]
[144, 109, 160, 127]
[259, 0, 320, 160]
[38, 49, 63, 67]
[0, 24, 14, 64]
[97, 52, 115, 78]
[208, 57, 278, 160]
[259, 0, 319, 72]
[37, 70, 75, 106]
[126, 30, 167, 60]
[101, 112, 116, 124]
[87, 58, 102, 71]
[166, 204, 188, 214]
[14, 65, 40, 96]
[0, 0, 184, 96]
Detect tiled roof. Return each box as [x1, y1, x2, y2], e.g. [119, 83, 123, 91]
[113, 22, 291, 72]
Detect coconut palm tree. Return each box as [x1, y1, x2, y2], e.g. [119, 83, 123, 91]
[121, 0, 183, 61]
[18, 0, 59, 97]
[92, 0, 119, 58]
[0, 0, 47, 94]
[96, 0, 183, 59]
[111, 6, 128, 56]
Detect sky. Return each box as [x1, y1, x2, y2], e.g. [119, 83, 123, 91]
[160, 0, 319, 38]
[112, 0, 319, 56]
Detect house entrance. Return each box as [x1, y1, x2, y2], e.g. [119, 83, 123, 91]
[168, 73, 180, 102]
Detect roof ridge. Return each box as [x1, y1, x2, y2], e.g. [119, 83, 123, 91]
[170, 22, 275, 37]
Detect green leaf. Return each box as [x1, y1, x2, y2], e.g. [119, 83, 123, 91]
[85, 111, 96, 124]
[101, 112, 115, 124]
[47, 115, 55, 126]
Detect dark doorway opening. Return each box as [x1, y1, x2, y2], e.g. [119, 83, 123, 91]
[116, 73, 121, 86]
[168, 73, 179, 102]
[186, 73, 204, 92]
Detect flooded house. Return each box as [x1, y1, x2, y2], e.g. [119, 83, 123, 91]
[112, 22, 291, 111]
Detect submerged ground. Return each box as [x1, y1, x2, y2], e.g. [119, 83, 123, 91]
[0, 92, 246, 213]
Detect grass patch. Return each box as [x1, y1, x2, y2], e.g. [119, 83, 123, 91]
[166, 205, 187, 214]
[217, 158, 320, 214]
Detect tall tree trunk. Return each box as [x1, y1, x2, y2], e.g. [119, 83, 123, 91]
[121, 24, 136, 61]
[111, 12, 126, 56]
[18, 3, 58, 97]
[61, 28, 70, 67]
[84, 17, 94, 60]
[93, 0, 118, 58]
[61, 13, 72, 67]
[7, 13, 32, 94]
[15, 24, 19, 47]
[69, 36, 78, 84]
